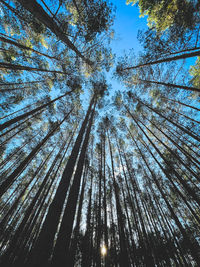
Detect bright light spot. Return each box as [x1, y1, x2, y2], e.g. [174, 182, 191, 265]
[101, 245, 107, 256]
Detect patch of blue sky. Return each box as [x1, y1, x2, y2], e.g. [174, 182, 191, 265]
[107, 0, 148, 92]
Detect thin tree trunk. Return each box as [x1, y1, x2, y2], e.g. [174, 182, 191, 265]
[127, 109, 200, 208]
[102, 133, 109, 267]
[0, 34, 59, 60]
[16, 0, 93, 65]
[133, 110, 200, 182]
[0, 110, 42, 139]
[28, 97, 94, 267]
[0, 79, 46, 87]
[0, 90, 73, 131]
[107, 130, 131, 267]
[0, 131, 39, 170]
[0, 103, 33, 121]
[0, 86, 31, 92]
[0, 148, 54, 231]
[0, 61, 70, 74]
[137, 78, 200, 93]
[132, 135, 200, 265]
[167, 106, 200, 124]
[161, 96, 200, 112]
[122, 50, 200, 70]
[143, 114, 200, 169]
[135, 98, 200, 142]
[0, 110, 72, 197]
[96, 140, 102, 267]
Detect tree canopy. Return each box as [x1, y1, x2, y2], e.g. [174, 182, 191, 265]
[0, 1, 200, 266]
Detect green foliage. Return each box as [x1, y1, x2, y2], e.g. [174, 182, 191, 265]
[0, 2, 200, 267]
[127, 0, 196, 32]
[67, 0, 114, 41]
[190, 57, 200, 88]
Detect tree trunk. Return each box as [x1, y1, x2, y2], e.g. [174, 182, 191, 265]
[161, 96, 200, 112]
[82, 175, 93, 267]
[27, 97, 94, 267]
[127, 109, 200, 207]
[135, 98, 200, 142]
[107, 130, 131, 267]
[0, 91, 73, 131]
[0, 110, 42, 139]
[0, 103, 33, 121]
[0, 61, 70, 74]
[102, 133, 109, 267]
[0, 34, 59, 60]
[0, 131, 40, 169]
[0, 148, 54, 231]
[143, 114, 200, 169]
[67, 169, 87, 266]
[51, 102, 96, 266]
[134, 110, 200, 182]
[0, 110, 72, 197]
[167, 106, 200, 124]
[132, 135, 200, 265]
[138, 78, 200, 93]
[122, 50, 200, 70]
[0, 79, 46, 87]
[96, 140, 102, 267]
[16, 0, 93, 66]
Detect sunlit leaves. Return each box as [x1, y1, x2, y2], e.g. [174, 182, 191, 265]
[127, 0, 196, 32]
[190, 57, 200, 89]
[39, 35, 48, 49]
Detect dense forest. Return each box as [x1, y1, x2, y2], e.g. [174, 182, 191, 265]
[0, 0, 200, 266]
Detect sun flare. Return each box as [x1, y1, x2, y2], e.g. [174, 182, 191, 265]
[101, 245, 107, 256]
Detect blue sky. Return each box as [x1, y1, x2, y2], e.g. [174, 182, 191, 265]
[80, 1, 148, 112]
[106, 1, 196, 97]
[104, 0, 148, 101]
[110, 0, 147, 56]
